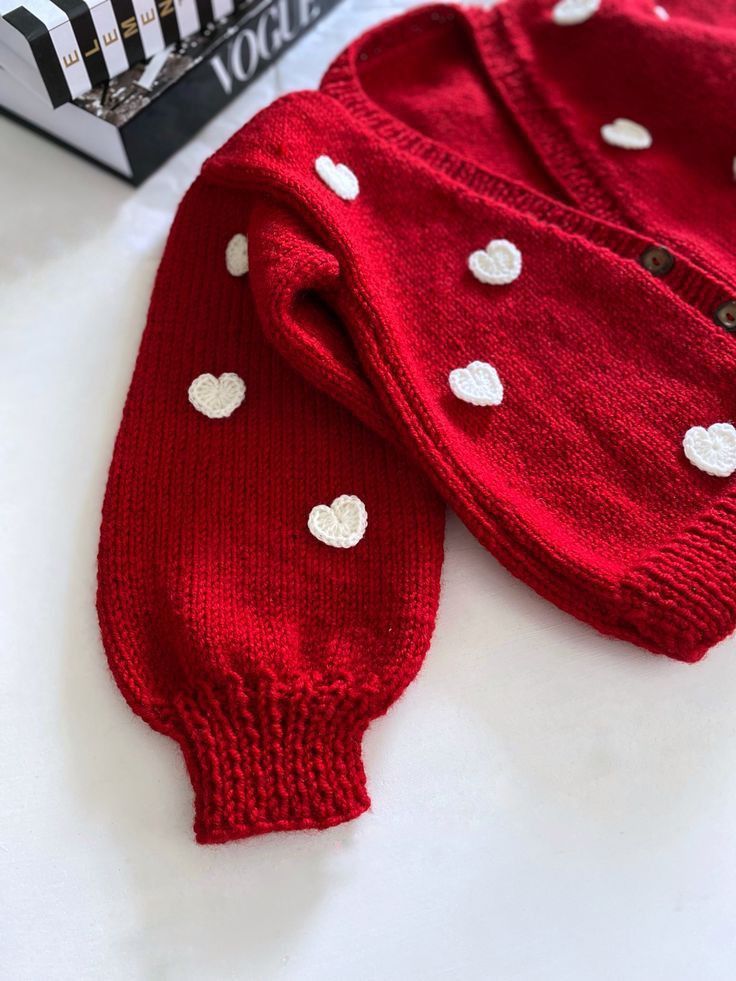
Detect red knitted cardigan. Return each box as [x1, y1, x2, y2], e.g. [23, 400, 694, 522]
[98, 0, 736, 842]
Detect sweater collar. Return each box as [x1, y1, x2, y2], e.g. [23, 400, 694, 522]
[319, 1, 736, 283]
[320, 2, 633, 227]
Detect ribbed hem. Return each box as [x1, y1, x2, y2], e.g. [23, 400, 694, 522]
[169, 677, 375, 844]
[620, 496, 736, 662]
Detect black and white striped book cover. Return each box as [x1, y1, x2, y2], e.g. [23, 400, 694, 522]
[0, 0, 238, 107]
[1, 0, 93, 104]
[0, 0, 342, 182]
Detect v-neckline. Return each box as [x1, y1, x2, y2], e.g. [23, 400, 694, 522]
[320, 3, 641, 232]
[319, 1, 736, 296]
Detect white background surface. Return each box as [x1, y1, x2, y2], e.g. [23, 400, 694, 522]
[3, 2, 736, 979]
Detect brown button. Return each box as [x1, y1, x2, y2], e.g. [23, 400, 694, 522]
[715, 300, 736, 333]
[639, 245, 674, 277]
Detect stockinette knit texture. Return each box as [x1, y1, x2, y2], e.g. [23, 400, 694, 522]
[98, 0, 736, 842]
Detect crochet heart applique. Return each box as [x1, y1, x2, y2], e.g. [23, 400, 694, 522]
[601, 118, 653, 150]
[468, 239, 522, 285]
[552, 0, 600, 26]
[308, 494, 367, 548]
[449, 361, 504, 407]
[188, 373, 246, 419]
[683, 423, 736, 477]
[225, 233, 249, 276]
[315, 156, 360, 201]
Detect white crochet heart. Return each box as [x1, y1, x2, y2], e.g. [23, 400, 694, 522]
[188, 373, 246, 419]
[683, 423, 736, 477]
[225, 233, 249, 276]
[449, 361, 504, 407]
[308, 494, 367, 548]
[468, 239, 522, 285]
[315, 155, 360, 201]
[552, 0, 600, 26]
[601, 118, 653, 150]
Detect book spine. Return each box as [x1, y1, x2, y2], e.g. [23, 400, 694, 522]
[170, 0, 198, 39]
[49, 0, 107, 86]
[209, 0, 232, 22]
[107, 0, 144, 65]
[192, 0, 212, 31]
[21, 0, 92, 98]
[83, 0, 128, 79]
[128, 0, 163, 59]
[152, 0, 177, 46]
[1, 5, 71, 106]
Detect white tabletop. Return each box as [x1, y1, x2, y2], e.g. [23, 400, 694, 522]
[3, 2, 736, 979]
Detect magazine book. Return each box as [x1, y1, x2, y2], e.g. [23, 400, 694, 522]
[0, 0, 344, 182]
[0, 0, 240, 106]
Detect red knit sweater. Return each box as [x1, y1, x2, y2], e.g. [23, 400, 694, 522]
[98, 0, 736, 842]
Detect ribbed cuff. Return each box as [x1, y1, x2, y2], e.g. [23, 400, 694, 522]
[170, 677, 375, 844]
[620, 496, 736, 662]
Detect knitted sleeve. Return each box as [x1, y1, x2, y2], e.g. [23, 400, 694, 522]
[96, 176, 444, 844]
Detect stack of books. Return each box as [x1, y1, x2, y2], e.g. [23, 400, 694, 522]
[0, 0, 343, 183]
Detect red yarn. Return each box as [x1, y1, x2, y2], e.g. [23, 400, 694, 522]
[98, 1, 736, 842]
[97, 181, 445, 843]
